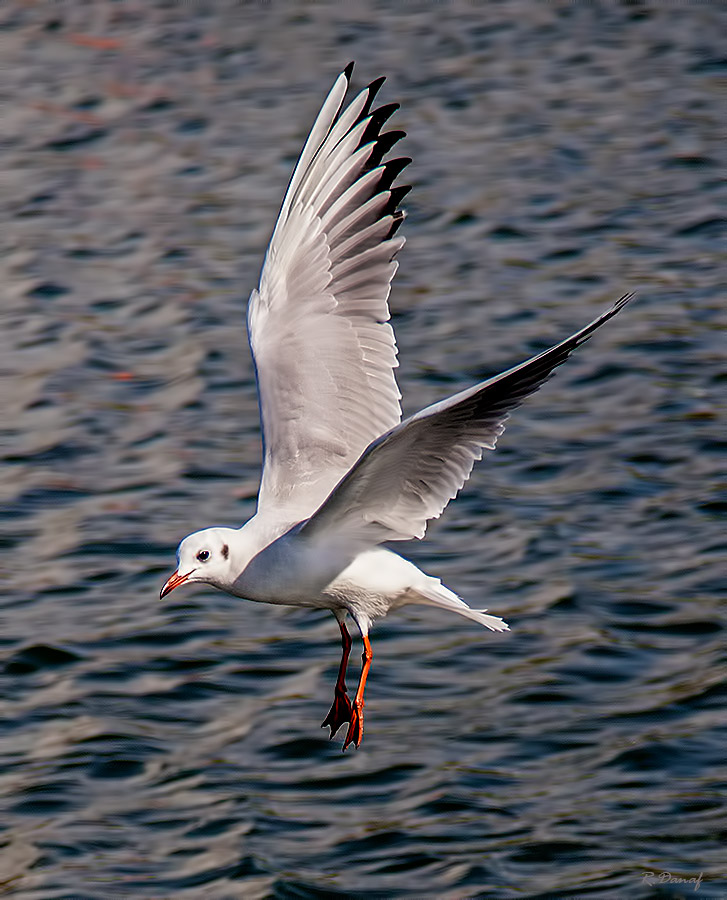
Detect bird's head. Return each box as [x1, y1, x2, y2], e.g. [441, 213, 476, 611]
[160, 527, 238, 599]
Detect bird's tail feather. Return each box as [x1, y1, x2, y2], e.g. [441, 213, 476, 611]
[412, 577, 509, 632]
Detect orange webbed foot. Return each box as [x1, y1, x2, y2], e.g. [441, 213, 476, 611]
[342, 703, 364, 751]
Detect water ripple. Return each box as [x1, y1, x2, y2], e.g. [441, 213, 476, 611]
[2, 2, 726, 897]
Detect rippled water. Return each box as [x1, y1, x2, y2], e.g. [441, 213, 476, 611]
[1, 3, 726, 898]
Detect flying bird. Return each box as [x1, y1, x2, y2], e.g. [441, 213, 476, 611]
[161, 64, 632, 750]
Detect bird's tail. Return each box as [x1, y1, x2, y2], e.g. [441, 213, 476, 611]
[411, 576, 509, 632]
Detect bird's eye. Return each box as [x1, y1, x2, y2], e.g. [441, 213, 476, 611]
[196, 550, 210, 562]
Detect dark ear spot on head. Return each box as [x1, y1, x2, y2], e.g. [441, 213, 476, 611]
[221, 543, 229, 560]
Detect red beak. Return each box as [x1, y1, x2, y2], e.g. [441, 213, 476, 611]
[160, 569, 193, 599]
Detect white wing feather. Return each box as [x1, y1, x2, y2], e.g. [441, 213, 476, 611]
[248, 66, 410, 524]
[302, 295, 633, 547]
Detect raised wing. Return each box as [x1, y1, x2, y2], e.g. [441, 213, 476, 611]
[302, 294, 633, 546]
[248, 65, 410, 524]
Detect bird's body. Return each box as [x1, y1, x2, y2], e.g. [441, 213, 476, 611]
[161, 64, 631, 750]
[191, 524, 506, 629]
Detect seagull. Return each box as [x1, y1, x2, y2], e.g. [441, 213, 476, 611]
[161, 63, 632, 751]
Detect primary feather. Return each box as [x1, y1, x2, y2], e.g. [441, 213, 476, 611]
[248, 66, 410, 525]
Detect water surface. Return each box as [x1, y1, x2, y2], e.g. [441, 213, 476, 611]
[1, 3, 725, 898]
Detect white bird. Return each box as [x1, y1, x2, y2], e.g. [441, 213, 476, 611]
[161, 64, 632, 750]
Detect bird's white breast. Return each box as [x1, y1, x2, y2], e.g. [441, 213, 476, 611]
[230, 528, 351, 608]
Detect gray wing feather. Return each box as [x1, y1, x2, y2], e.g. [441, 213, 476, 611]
[302, 295, 633, 545]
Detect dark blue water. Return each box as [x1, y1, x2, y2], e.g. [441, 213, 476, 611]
[1, 3, 726, 898]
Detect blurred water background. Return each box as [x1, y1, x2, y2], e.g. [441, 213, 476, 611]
[1, 2, 725, 898]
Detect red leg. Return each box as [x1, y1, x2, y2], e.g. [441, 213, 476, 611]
[321, 619, 353, 737]
[342, 634, 372, 751]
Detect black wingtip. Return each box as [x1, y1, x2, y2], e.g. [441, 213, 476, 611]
[564, 292, 635, 355]
[363, 129, 406, 171]
[343, 61, 355, 81]
[379, 157, 412, 192]
[367, 75, 387, 101]
[356, 103, 401, 151]
[598, 291, 635, 326]
[386, 207, 407, 240]
[358, 75, 387, 121]
[384, 183, 412, 219]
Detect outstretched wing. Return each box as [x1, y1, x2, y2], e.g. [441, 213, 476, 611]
[302, 295, 633, 546]
[248, 65, 410, 525]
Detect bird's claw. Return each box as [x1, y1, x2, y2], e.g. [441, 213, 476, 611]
[342, 703, 363, 751]
[321, 689, 353, 738]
